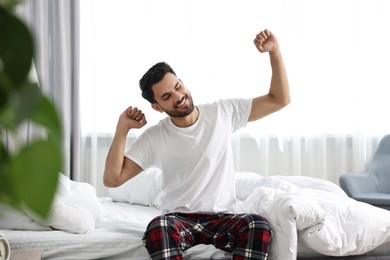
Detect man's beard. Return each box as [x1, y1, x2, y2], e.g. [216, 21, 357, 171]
[163, 95, 195, 118]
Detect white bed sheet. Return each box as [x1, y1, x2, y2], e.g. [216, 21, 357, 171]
[3, 198, 152, 259]
[3, 198, 230, 260]
[3, 197, 390, 260]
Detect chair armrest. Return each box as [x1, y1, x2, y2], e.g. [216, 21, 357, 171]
[339, 172, 378, 198]
[355, 193, 390, 207]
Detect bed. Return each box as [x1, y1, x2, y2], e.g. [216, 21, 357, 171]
[1, 170, 390, 260]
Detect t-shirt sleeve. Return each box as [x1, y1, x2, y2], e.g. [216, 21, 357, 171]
[124, 131, 155, 170]
[219, 98, 252, 132]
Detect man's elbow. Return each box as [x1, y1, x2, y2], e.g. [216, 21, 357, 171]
[273, 95, 291, 110]
[103, 172, 120, 188]
[103, 178, 115, 188]
[280, 96, 291, 107]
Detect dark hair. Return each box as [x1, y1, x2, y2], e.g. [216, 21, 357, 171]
[139, 62, 176, 103]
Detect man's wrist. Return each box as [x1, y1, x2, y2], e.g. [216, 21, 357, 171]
[269, 47, 282, 58]
[115, 127, 130, 138]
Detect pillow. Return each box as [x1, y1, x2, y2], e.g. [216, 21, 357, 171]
[40, 202, 95, 233]
[67, 178, 103, 221]
[26, 173, 102, 234]
[0, 203, 51, 231]
[108, 167, 162, 208]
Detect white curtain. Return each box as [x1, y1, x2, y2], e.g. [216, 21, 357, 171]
[79, 0, 390, 196]
[16, 0, 81, 180]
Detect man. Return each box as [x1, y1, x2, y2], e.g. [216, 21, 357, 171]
[104, 28, 290, 260]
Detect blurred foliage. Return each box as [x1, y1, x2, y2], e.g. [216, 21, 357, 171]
[0, 2, 63, 218]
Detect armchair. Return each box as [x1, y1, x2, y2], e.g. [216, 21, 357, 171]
[339, 134, 390, 210]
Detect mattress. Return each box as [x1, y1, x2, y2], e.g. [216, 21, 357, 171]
[2, 197, 390, 260]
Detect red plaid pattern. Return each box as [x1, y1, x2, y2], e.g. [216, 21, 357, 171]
[143, 213, 272, 260]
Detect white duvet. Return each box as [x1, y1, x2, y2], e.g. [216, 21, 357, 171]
[234, 172, 390, 260]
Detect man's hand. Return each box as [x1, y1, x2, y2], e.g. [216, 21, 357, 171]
[117, 106, 147, 131]
[253, 29, 279, 53]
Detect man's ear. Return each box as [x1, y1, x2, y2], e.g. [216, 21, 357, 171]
[151, 103, 164, 113]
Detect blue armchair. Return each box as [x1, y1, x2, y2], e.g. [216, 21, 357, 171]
[339, 134, 390, 210]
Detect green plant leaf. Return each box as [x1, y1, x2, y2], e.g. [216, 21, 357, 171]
[0, 2, 63, 220]
[3, 82, 42, 129]
[0, 140, 12, 203]
[9, 139, 62, 218]
[0, 7, 34, 85]
[0, 0, 22, 12]
[0, 71, 13, 109]
[0, 140, 9, 174]
[31, 95, 63, 144]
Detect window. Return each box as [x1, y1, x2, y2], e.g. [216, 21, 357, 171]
[80, 0, 390, 136]
[79, 0, 390, 194]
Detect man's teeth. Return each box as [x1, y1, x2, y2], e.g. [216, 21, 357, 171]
[178, 98, 186, 107]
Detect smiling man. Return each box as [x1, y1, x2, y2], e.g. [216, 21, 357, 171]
[104, 28, 290, 260]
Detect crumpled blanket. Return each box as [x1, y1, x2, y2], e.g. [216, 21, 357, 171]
[0, 174, 103, 234]
[233, 173, 390, 260]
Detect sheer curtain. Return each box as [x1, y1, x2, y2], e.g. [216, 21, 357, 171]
[80, 0, 390, 196]
[16, 0, 81, 180]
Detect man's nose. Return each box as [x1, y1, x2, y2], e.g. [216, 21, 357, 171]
[173, 91, 183, 102]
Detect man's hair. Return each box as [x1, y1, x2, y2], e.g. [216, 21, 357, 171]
[139, 61, 176, 104]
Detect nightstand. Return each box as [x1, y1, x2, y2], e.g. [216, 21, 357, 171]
[10, 249, 43, 260]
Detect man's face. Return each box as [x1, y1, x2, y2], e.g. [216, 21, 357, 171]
[151, 73, 194, 118]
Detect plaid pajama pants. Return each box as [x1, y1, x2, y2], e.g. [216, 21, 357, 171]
[143, 212, 272, 260]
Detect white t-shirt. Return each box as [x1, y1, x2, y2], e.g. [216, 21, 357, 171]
[125, 98, 252, 214]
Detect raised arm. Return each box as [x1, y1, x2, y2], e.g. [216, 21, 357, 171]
[103, 106, 147, 187]
[248, 29, 290, 122]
